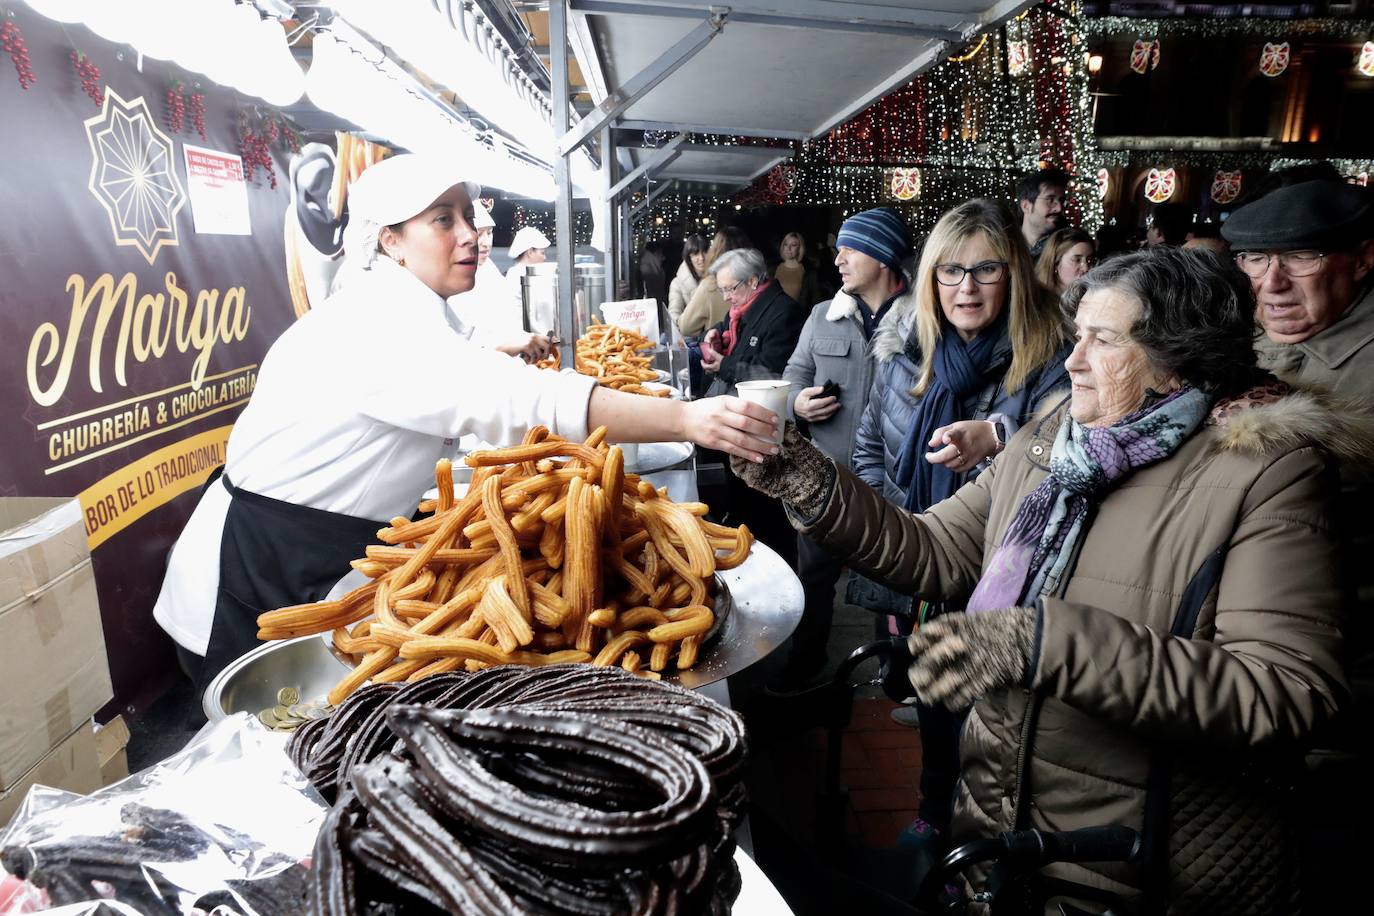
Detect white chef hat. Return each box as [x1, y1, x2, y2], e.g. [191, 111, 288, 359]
[508, 226, 552, 259]
[343, 153, 482, 268]
[472, 200, 496, 230]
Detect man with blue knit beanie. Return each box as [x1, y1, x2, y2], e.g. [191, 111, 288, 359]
[769, 208, 912, 696]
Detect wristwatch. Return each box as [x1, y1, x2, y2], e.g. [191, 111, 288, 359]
[989, 418, 1007, 454]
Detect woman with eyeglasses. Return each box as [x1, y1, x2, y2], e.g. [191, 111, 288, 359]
[847, 198, 1071, 865]
[1035, 227, 1096, 295]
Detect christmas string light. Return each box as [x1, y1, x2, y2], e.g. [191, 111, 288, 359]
[1081, 16, 1374, 41]
[622, 1, 1363, 245]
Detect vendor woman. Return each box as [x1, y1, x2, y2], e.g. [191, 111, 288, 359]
[154, 154, 779, 685]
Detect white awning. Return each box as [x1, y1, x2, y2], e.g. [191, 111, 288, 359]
[572, 0, 1037, 192]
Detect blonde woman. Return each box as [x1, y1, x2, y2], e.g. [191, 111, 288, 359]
[847, 198, 1071, 853]
[774, 231, 819, 308]
[1034, 227, 1095, 295]
[679, 226, 751, 337]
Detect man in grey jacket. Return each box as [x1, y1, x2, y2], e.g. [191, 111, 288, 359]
[769, 208, 911, 695]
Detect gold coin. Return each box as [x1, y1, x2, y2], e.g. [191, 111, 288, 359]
[258, 709, 280, 727]
[277, 687, 300, 706]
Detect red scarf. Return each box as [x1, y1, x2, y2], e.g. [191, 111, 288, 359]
[722, 279, 771, 355]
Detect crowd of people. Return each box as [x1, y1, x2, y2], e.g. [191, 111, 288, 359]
[228, 152, 1373, 909]
[651, 166, 1373, 911]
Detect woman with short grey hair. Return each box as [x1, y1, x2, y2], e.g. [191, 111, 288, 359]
[732, 246, 1367, 908]
[707, 247, 770, 286]
[699, 248, 801, 390]
[699, 245, 808, 565]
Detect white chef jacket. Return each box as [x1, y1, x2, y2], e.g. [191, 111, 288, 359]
[504, 261, 530, 314]
[448, 259, 523, 344]
[153, 258, 597, 654]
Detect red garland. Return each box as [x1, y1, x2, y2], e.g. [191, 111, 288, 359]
[239, 127, 276, 189]
[166, 83, 185, 133]
[188, 92, 206, 140]
[70, 50, 103, 107]
[1, 20, 34, 89]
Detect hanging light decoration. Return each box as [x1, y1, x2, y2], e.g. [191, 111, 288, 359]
[1259, 41, 1291, 77]
[1143, 167, 1177, 203]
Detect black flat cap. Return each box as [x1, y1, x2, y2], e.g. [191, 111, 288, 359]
[1222, 179, 1374, 251]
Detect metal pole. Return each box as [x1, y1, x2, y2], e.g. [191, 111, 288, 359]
[621, 204, 633, 296]
[600, 123, 615, 300]
[550, 0, 576, 369]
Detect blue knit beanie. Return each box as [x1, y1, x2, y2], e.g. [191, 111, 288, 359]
[836, 208, 911, 271]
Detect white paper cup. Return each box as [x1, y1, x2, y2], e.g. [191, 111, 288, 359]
[735, 380, 790, 444]
[616, 441, 640, 470]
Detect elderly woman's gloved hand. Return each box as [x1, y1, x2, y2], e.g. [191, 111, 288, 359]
[728, 422, 837, 518]
[907, 607, 1037, 709]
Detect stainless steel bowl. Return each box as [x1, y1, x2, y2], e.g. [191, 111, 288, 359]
[204, 542, 802, 722]
[202, 633, 352, 723]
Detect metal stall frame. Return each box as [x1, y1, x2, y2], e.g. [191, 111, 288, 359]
[546, 0, 1042, 362]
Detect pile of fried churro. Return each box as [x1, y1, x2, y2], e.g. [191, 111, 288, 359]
[535, 320, 669, 397]
[256, 427, 751, 705]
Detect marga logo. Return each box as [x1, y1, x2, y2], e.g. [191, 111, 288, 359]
[84, 87, 186, 264]
[24, 86, 250, 408]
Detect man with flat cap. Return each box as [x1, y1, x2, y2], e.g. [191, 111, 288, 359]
[1224, 177, 1374, 909]
[1222, 179, 1374, 399]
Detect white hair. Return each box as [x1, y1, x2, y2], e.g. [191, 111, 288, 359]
[709, 247, 768, 283]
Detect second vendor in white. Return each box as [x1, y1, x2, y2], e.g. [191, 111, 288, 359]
[153, 154, 779, 685]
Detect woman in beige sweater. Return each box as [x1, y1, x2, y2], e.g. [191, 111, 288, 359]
[679, 226, 750, 336]
[668, 234, 708, 322]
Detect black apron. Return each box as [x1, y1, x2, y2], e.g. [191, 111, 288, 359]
[199, 474, 385, 688]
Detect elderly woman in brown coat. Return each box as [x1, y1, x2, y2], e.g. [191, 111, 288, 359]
[735, 247, 1366, 911]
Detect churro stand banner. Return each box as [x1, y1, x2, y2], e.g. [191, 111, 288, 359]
[0, 11, 376, 706]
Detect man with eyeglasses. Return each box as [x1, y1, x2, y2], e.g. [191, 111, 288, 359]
[1223, 176, 1374, 911]
[1222, 179, 1374, 398]
[1014, 167, 1070, 259]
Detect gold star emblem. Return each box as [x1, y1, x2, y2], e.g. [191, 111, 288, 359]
[84, 88, 186, 264]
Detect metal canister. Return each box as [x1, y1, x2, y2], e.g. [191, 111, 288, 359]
[574, 261, 607, 327]
[520, 262, 559, 338]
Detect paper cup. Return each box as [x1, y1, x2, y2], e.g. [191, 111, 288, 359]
[616, 441, 640, 470]
[735, 380, 790, 444]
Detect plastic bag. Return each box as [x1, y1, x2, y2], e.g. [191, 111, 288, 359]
[0, 713, 326, 915]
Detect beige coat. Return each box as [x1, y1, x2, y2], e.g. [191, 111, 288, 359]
[1254, 283, 1374, 405]
[667, 260, 699, 322]
[1256, 283, 1374, 674]
[800, 386, 1366, 911]
[679, 274, 729, 338]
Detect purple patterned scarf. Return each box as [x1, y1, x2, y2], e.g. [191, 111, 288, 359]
[966, 386, 1211, 612]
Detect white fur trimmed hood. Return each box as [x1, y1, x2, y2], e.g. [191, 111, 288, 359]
[867, 280, 921, 363]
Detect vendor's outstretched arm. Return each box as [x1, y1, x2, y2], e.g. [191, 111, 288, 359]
[587, 387, 780, 463]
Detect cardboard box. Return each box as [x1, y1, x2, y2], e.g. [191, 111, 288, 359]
[0, 498, 114, 793]
[95, 715, 130, 786]
[0, 722, 102, 828]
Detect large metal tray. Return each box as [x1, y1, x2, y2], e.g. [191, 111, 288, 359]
[204, 542, 801, 721]
[628, 441, 693, 474]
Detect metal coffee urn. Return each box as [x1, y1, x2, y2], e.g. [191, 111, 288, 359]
[574, 260, 606, 327]
[520, 263, 560, 339]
